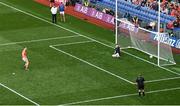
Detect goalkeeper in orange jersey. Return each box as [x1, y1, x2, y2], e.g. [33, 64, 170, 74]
[22, 47, 29, 70]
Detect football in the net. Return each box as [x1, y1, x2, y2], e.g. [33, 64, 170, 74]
[149, 55, 153, 59]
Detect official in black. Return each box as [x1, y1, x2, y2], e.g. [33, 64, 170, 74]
[136, 74, 145, 96]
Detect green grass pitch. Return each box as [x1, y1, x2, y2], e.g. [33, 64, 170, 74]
[0, 0, 180, 105]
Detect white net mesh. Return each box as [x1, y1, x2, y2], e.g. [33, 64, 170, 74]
[117, 18, 176, 66]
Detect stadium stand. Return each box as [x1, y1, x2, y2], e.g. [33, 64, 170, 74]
[93, 0, 179, 38]
[95, 0, 176, 23]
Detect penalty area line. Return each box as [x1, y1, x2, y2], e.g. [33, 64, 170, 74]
[60, 86, 180, 105]
[0, 83, 39, 106]
[49, 44, 134, 85]
[145, 76, 180, 83]
[0, 35, 80, 46]
[51, 40, 95, 47]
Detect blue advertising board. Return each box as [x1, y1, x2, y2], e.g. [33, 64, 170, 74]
[152, 33, 180, 49]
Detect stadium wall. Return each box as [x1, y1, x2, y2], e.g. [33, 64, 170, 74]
[35, 0, 114, 29]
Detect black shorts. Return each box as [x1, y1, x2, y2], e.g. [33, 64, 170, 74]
[138, 85, 144, 90]
[50, 0, 55, 3]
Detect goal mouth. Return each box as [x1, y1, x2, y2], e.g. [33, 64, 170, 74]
[116, 18, 176, 66]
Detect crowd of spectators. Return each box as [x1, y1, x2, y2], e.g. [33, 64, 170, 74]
[122, 0, 179, 38]
[125, 0, 179, 29]
[72, 0, 179, 27]
[69, 0, 179, 37]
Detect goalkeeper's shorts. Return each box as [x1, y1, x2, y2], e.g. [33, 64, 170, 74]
[138, 84, 144, 90]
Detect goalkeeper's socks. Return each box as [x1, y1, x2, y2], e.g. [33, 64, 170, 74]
[139, 92, 141, 96]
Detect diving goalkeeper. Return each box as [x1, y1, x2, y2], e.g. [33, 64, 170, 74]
[112, 44, 121, 58]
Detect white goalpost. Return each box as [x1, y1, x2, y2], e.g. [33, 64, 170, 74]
[115, 0, 118, 44]
[157, 0, 161, 66]
[115, 0, 176, 66]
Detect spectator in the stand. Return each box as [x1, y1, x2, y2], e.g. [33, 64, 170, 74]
[49, 0, 55, 8]
[102, 8, 114, 16]
[173, 19, 179, 28]
[145, 21, 156, 30]
[169, 31, 175, 37]
[168, 3, 174, 14]
[161, 0, 168, 7]
[102, 8, 106, 13]
[102, 8, 109, 14]
[148, 0, 154, 2]
[170, 8, 177, 17]
[109, 9, 115, 16]
[173, 5, 179, 17]
[123, 12, 130, 20]
[161, 7, 169, 14]
[151, 1, 158, 11]
[70, 0, 76, 6]
[132, 16, 139, 26]
[132, 0, 140, 5]
[160, 27, 164, 32]
[84, 0, 89, 6]
[65, 0, 70, 6]
[140, 0, 147, 7]
[167, 21, 174, 29]
[146, 1, 151, 8]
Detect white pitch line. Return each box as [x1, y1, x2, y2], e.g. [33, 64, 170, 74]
[51, 40, 94, 47]
[51, 41, 180, 84]
[50, 46, 134, 84]
[158, 65, 180, 76]
[0, 2, 179, 76]
[123, 50, 180, 76]
[0, 35, 80, 46]
[0, 2, 179, 104]
[61, 86, 180, 105]
[145, 76, 180, 83]
[0, 83, 39, 106]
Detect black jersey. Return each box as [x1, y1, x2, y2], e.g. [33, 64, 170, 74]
[136, 76, 145, 86]
[115, 46, 120, 54]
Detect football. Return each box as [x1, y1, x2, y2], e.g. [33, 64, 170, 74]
[149, 55, 153, 58]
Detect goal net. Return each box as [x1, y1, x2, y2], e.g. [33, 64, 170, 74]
[116, 18, 176, 66]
